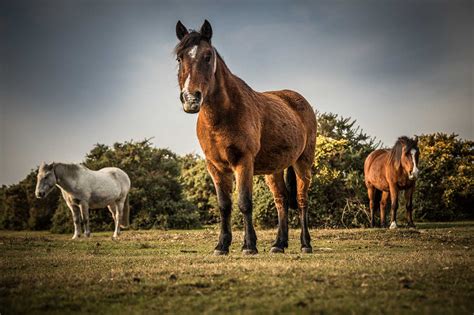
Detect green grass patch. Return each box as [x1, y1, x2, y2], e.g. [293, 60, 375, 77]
[1, 222, 473, 314]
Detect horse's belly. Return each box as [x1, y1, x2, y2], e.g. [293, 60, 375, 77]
[254, 139, 305, 174]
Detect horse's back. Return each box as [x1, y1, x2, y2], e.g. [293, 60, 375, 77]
[97, 167, 131, 189]
[263, 89, 316, 127]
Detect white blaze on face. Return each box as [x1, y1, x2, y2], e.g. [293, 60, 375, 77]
[182, 74, 190, 94]
[213, 48, 217, 74]
[188, 45, 198, 59]
[409, 148, 419, 179]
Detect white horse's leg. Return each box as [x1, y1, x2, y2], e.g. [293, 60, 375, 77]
[80, 203, 91, 237]
[107, 205, 116, 223]
[69, 204, 82, 239]
[110, 203, 121, 239]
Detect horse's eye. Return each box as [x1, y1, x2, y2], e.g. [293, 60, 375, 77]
[177, 57, 182, 63]
[204, 55, 211, 63]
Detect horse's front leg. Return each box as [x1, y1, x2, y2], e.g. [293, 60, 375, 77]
[79, 203, 91, 237]
[389, 185, 399, 229]
[266, 172, 288, 253]
[234, 158, 257, 255]
[68, 204, 82, 239]
[293, 164, 312, 253]
[207, 162, 233, 255]
[380, 191, 390, 228]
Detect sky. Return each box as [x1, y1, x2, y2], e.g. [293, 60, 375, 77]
[0, 0, 472, 185]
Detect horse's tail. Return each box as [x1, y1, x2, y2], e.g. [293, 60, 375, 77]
[120, 194, 130, 228]
[285, 166, 298, 209]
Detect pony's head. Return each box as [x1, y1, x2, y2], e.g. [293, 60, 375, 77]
[174, 20, 218, 113]
[389, 136, 420, 180]
[35, 162, 57, 198]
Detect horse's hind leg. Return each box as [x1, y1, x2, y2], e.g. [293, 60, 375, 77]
[207, 161, 233, 255]
[265, 172, 288, 253]
[109, 203, 121, 239]
[293, 162, 312, 253]
[380, 191, 389, 228]
[367, 186, 376, 228]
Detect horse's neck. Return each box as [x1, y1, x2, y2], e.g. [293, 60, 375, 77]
[54, 163, 84, 194]
[200, 58, 256, 125]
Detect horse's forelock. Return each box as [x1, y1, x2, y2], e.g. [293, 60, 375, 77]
[174, 31, 208, 56]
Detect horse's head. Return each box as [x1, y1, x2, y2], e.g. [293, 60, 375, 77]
[35, 162, 57, 198]
[175, 20, 217, 114]
[396, 136, 420, 180]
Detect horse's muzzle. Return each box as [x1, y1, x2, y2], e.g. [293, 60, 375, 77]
[409, 170, 419, 180]
[180, 91, 201, 114]
[183, 102, 200, 113]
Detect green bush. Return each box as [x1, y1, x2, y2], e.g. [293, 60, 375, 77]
[414, 133, 473, 221]
[179, 154, 219, 225]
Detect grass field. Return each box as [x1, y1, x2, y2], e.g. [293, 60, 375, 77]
[1, 222, 473, 314]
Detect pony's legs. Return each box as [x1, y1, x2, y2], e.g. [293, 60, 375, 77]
[207, 162, 233, 255]
[405, 187, 416, 228]
[79, 203, 91, 237]
[389, 185, 399, 229]
[68, 204, 82, 239]
[234, 157, 257, 255]
[109, 203, 121, 238]
[107, 205, 117, 223]
[367, 186, 376, 228]
[380, 191, 390, 228]
[265, 172, 288, 253]
[293, 163, 312, 253]
[115, 202, 124, 237]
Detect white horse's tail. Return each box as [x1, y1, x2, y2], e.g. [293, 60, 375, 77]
[120, 194, 130, 228]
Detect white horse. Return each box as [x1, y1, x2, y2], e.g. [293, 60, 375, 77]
[35, 162, 131, 239]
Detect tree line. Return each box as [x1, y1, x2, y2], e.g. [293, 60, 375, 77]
[0, 113, 472, 232]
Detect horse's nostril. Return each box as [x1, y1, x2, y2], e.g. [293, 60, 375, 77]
[194, 91, 202, 100]
[180, 92, 185, 103]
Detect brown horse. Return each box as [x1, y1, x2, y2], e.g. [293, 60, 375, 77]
[364, 136, 420, 229]
[174, 20, 317, 255]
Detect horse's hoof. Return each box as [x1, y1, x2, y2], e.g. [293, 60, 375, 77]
[71, 235, 80, 240]
[389, 222, 398, 229]
[301, 247, 313, 254]
[270, 247, 284, 254]
[84, 233, 91, 238]
[213, 249, 229, 256]
[242, 249, 258, 255]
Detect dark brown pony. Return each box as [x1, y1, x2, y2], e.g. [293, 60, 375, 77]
[174, 20, 316, 254]
[364, 136, 420, 229]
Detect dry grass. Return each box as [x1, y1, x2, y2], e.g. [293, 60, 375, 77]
[1, 222, 473, 314]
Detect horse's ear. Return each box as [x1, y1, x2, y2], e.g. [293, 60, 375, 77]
[414, 135, 419, 145]
[176, 20, 188, 40]
[200, 19, 213, 42]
